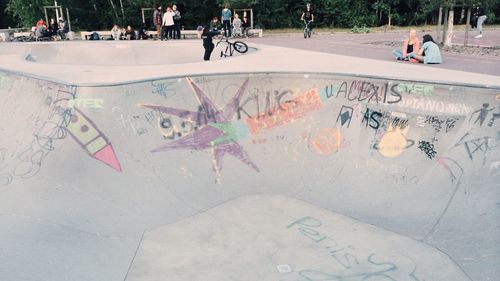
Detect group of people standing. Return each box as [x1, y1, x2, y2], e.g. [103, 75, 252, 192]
[209, 6, 251, 38]
[153, 4, 182, 40]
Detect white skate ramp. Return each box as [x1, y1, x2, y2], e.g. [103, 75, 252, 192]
[0, 41, 499, 281]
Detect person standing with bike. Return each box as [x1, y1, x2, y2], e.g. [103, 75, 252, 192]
[198, 25, 223, 61]
[300, 3, 314, 38]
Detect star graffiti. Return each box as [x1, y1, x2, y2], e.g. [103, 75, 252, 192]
[140, 77, 260, 177]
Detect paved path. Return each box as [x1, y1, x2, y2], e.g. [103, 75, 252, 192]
[249, 29, 500, 77]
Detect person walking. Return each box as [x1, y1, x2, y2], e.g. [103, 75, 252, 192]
[221, 4, 232, 37]
[475, 2, 487, 38]
[172, 5, 182, 39]
[153, 5, 162, 39]
[162, 6, 175, 40]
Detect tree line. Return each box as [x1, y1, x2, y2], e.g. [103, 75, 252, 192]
[2, 0, 499, 30]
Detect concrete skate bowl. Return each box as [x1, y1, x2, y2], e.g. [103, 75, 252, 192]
[0, 70, 499, 281]
[1, 40, 255, 65]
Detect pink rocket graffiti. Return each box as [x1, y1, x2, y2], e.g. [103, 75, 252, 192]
[66, 108, 122, 172]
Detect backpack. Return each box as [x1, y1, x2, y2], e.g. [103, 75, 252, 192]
[89, 32, 100, 40]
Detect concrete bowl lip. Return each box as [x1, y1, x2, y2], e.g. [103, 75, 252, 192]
[0, 66, 499, 91]
[15, 40, 259, 66]
[0, 40, 499, 89]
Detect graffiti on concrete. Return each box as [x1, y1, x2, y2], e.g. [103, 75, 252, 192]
[236, 89, 295, 121]
[67, 98, 104, 109]
[373, 125, 414, 158]
[395, 97, 472, 115]
[418, 140, 437, 159]
[309, 128, 343, 156]
[487, 106, 500, 127]
[395, 83, 434, 96]
[453, 132, 500, 165]
[246, 88, 322, 134]
[287, 216, 422, 280]
[469, 103, 495, 126]
[336, 105, 354, 128]
[66, 108, 122, 172]
[437, 157, 464, 185]
[324, 80, 402, 104]
[0, 87, 74, 186]
[140, 78, 259, 178]
[151, 80, 177, 98]
[424, 116, 459, 133]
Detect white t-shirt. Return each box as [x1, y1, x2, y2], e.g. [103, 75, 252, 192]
[163, 11, 175, 26]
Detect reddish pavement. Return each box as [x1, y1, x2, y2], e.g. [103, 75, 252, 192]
[248, 29, 500, 77]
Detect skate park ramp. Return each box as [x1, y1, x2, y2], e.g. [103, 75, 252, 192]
[0, 41, 499, 281]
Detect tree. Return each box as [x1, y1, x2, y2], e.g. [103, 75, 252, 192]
[372, 0, 400, 26]
[6, 0, 51, 28]
[3, 0, 500, 30]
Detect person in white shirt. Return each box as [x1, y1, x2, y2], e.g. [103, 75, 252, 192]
[161, 6, 175, 40]
[232, 13, 242, 38]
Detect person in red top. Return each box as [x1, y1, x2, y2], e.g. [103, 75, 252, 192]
[392, 29, 420, 62]
[36, 18, 47, 29]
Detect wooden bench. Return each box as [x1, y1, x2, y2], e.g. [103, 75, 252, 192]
[13, 32, 32, 38]
[248, 29, 263, 38]
[145, 30, 199, 39]
[80, 28, 261, 40]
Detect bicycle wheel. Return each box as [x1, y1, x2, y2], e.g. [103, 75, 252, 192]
[233, 41, 248, 53]
[304, 29, 307, 38]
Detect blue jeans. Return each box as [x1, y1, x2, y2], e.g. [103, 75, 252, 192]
[392, 50, 403, 59]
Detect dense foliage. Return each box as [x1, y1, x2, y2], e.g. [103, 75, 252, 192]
[2, 0, 499, 30]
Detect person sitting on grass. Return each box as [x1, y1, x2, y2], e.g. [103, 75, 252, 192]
[392, 29, 420, 62]
[407, 34, 442, 64]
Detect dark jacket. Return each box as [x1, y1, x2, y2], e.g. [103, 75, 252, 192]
[202, 30, 220, 48]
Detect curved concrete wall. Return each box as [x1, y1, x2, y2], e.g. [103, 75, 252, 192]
[0, 70, 498, 281]
[0, 41, 253, 65]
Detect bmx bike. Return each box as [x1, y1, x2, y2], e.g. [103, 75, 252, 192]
[303, 20, 312, 38]
[216, 36, 248, 58]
